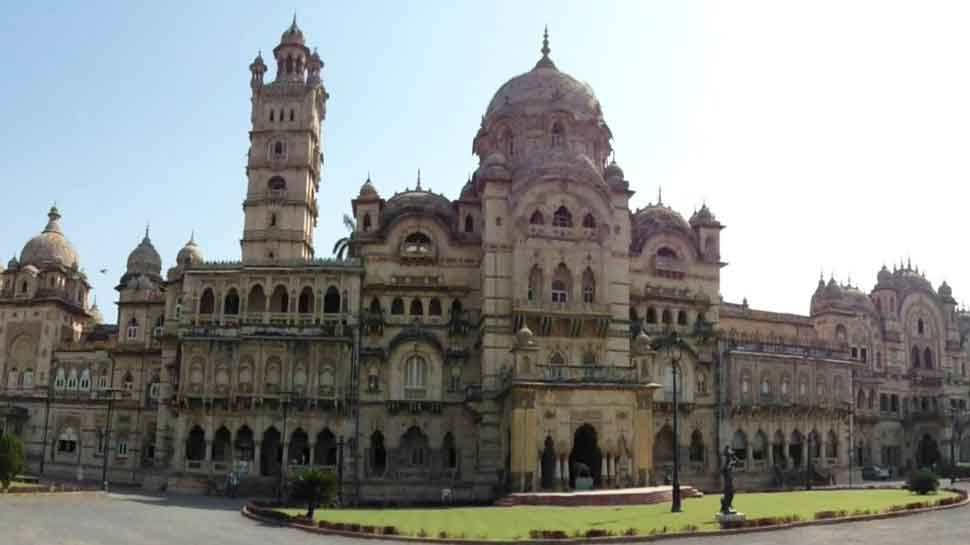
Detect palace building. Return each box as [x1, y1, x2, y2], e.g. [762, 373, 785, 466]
[1, 21, 968, 502]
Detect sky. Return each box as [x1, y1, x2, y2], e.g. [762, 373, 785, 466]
[2, 1, 970, 324]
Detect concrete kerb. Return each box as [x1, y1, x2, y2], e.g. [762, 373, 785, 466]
[240, 488, 970, 544]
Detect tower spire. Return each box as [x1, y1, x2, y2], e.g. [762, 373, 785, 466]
[416, 168, 422, 191]
[541, 25, 550, 58]
[657, 186, 663, 206]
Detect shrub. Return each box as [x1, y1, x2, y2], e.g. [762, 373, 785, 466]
[680, 524, 699, 533]
[382, 526, 398, 536]
[529, 529, 541, 539]
[542, 530, 568, 539]
[814, 510, 838, 520]
[907, 469, 940, 495]
[585, 529, 609, 538]
[0, 435, 26, 491]
[288, 467, 337, 519]
[360, 525, 376, 534]
[623, 528, 638, 536]
[905, 501, 928, 510]
[438, 531, 449, 539]
[347, 523, 361, 533]
[416, 529, 429, 538]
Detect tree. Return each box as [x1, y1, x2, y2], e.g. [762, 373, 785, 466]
[907, 468, 940, 495]
[0, 434, 26, 490]
[331, 214, 356, 259]
[289, 467, 337, 518]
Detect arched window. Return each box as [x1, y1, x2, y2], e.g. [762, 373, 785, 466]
[924, 347, 934, 369]
[912, 345, 921, 368]
[876, 351, 882, 368]
[318, 365, 335, 395]
[551, 121, 564, 147]
[450, 299, 463, 319]
[57, 428, 78, 454]
[429, 298, 442, 316]
[443, 432, 458, 469]
[369, 297, 382, 314]
[799, 376, 808, 397]
[7, 367, 18, 390]
[186, 426, 206, 461]
[550, 353, 565, 365]
[403, 232, 432, 253]
[732, 431, 748, 461]
[224, 289, 240, 315]
[661, 309, 673, 324]
[835, 324, 847, 341]
[273, 141, 285, 158]
[552, 206, 573, 227]
[677, 310, 688, 326]
[269, 285, 289, 312]
[248, 285, 266, 312]
[528, 265, 543, 302]
[646, 307, 657, 324]
[529, 210, 545, 225]
[857, 389, 865, 409]
[464, 214, 474, 233]
[410, 299, 424, 316]
[79, 369, 90, 391]
[582, 213, 596, 228]
[323, 286, 340, 313]
[917, 318, 925, 335]
[289, 109, 294, 121]
[752, 430, 768, 460]
[126, 318, 139, 340]
[314, 429, 338, 466]
[826, 430, 838, 458]
[269, 213, 277, 227]
[54, 368, 66, 390]
[760, 374, 771, 395]
[370, 431, 386, 473]
[391, 298, 404, 315]
[781, 374, 791, 396]
[551, 263, 570, 303]
[362, 213, 372, 232]
[270, 109, 274, 122]
[268, 175, 287, 191]
[199, 288, 215, 314]
[657, 246, 678, 259]
[689, 430, 705, 462]
[404, 355, 428, 388]
[740, 373, 751, 395]
[22, 368, 33, 389]
[296, 287, 314, 314]
[581, 268, 595, 304]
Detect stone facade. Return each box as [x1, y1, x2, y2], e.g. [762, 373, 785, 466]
[2, 22, 969, 502]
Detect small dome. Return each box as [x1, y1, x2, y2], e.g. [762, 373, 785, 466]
[877, 265, 891, 283]
[634, 204, 692, 235]
[279, 17, 305, 46]
[689, 204, 719, 227]
[19, 206, 79, 268]
[176, 234, 203, 266]
[88, 303, 103, 325]
[358, 176, 379, 199]
[126, 227, 162, 276]
[515, 324, 535, 347]
[250, 51, 266, 71]
[604, 160, 624, 181]
[6, 256, 17, 269]
[940, 281, 953, 297]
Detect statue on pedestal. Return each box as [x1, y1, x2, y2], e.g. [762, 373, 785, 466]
[720, 445, 738, 514]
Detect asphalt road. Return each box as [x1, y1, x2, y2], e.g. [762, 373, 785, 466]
[1, 485, 967, 545]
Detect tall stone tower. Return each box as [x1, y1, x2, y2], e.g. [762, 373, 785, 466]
[242, 18, 329, 263]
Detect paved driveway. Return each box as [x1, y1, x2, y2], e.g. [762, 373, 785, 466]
[1, 486, 967, 545]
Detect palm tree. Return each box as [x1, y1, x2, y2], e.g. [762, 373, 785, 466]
[332, 214, 356, 259]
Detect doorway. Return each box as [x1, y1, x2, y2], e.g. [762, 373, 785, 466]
[569, 424, 602, 488]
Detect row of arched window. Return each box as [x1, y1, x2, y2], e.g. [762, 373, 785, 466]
[528, 206, 596, 229]
[372, 296, 462, 318]
[630, 307, 691, 327]
[730, 429, 839, 462]
[187, 357, 337, 396]
[527, 264, 596, 304]
[739, 372, 846, 401]
[911, 345, 935, 369]
[126, 315, 164, 340]
[268, 107, 296, 122]
[197, 285, 346, 316]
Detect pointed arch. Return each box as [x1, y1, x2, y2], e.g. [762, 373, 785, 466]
[298, 286, 315, 314]
[223, 288, 240, 315]
[528, 265, 543, 302]
[552, 206, 573, 227]
[464, 214, 474, 233]
[410, 298, 424, 316]
[323, 286, 340, 313]
[199, 288, 215, 314]
[391, 297, 404, 315]
[529, 210, 545, 225]
[429, 298, 442, 316]
[581, 267, 595, 304]
[551, 263, 571, 303]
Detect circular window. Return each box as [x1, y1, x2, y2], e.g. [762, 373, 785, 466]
[268, 177, 286, 191]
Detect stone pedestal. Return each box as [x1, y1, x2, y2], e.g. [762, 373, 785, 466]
[715, 512, 746, 526]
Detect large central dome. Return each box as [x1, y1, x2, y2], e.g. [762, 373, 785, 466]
[484, 30, 603, 124]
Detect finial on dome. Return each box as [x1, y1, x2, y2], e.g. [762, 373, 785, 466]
[542, 25, 550, 58]
[416, 168, 422, 190]
[534, 26, 556, 69]
[657, 186, 663, 206]
[189, 229, 195, 244]
[144, 223, 150, 240]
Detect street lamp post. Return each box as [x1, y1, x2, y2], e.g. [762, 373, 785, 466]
[653, 331, 686, 513]
[100, 388, 129, 492]
[805, 433, 813, 490]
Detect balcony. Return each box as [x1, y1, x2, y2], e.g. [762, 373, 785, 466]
[181, 317, 351, 340]
[513, 298, 610, 317]
[503, 363, 645, 388]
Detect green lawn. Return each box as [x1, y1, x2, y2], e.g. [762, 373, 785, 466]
[280, 489, 958, 540]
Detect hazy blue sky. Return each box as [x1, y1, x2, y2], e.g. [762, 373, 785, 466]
[3, 1, 970, 324]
